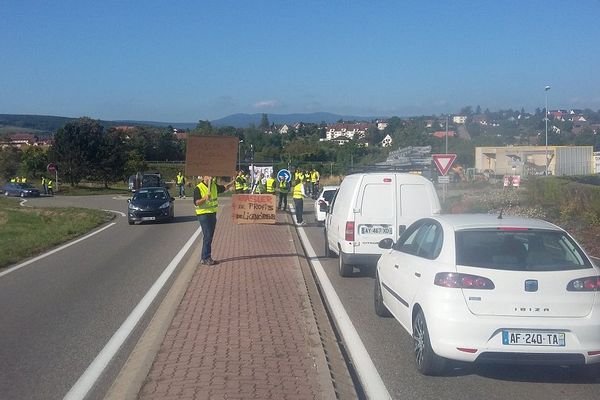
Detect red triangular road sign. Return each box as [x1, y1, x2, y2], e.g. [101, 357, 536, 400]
[432, 154, 457, 176]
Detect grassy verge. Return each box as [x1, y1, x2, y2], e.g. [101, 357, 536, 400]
[0, 197, 114, 268]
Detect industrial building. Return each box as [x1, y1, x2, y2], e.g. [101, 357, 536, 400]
[475, 146, 594, 177]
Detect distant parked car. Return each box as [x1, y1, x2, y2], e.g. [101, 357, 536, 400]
[313, 185, 338, 224]
[2, 183, 41, 197]
[127, 187, 175, 225]
[374, 213, 600, 375]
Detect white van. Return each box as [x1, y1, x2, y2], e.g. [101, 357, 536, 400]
[324, 172, 440, 276]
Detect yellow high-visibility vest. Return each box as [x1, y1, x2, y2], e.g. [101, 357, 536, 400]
[266, 177, 276, 193]
[293, 182, 304, 199]
[195, 180, 218, 215]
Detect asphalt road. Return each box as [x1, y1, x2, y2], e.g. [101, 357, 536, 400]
[0, 194, 200, 400]
[299, 202, 600, 400]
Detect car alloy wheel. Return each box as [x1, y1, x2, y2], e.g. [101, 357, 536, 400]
[413, 310, 446, 375]
[374, 271, 392, 317]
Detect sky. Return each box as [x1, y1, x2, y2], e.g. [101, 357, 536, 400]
[1, 0, 600, 122]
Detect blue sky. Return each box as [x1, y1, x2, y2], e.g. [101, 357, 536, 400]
[1, 0, 599, 122]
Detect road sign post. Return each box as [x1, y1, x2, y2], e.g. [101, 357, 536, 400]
[432, 154, 457, 204]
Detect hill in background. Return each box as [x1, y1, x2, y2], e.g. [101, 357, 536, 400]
[0, 112, 381, 133]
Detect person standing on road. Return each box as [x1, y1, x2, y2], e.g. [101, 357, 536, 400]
[292, 178, 307, 225]
[277, 175, 290, 211]
[194, 175, 235, 266]
[41, 176, 48, 195]
[176, 171, 186, 198]
[234, 170, 246, 194]
[47, 179, 54, 195]
[265, 173, 276, 195]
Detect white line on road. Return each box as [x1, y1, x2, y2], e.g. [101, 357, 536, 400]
[0, 223, 116, 279]
[63, 226, 202, 400]
[291, 205, 391, 400]
[104, 209, 126, 217]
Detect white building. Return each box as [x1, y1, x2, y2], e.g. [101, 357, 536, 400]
[453, 115, 467, 124]
[325, 123, 371, 141]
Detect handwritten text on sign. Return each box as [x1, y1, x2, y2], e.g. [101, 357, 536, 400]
[232, 194, 277, 224]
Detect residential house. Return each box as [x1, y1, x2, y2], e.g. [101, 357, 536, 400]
[278, 124, 289, 134]
[381, 134, 393, 147]
[453, 115, 467, 124]
[325, 122, 372, 141]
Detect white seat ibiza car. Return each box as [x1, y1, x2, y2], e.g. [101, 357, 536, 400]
[374, 214, 600, 375]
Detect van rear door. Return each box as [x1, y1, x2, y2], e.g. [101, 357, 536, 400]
[396, 180, 441, 236]
[354, 174, 396, 255]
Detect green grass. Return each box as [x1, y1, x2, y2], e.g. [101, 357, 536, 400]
[0, 197, 114, 268]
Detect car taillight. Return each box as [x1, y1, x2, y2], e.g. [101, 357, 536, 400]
[567, 276, 600, 292]
[345, 221, 355, 241]
[434, 273, 495, 290]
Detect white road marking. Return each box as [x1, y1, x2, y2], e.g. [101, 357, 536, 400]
[291, 204, 392, 399]
[104, 209, 126, 217]
[0, 223, 116, 279]
[63, 226, 202, 400]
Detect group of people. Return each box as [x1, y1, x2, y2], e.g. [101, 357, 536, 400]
[40, 176, 53, 195]
[195, 166, 321, 265]
[293, 167, 320, 197]
[9, 176, 28, 183]
[234, 170, 291, 211]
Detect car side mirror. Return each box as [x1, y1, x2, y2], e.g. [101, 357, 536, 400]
[127, 199, 131, 203]
[378, 238, 394, 249]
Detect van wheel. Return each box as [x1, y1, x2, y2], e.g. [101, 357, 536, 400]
[374, 271, 392, 317]
[413, 310, 446, 375]
[324, 229, 332, 258]
[338, 251, 353, 277]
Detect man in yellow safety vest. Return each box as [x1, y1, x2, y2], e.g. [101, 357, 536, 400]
[193, 175, 235, 266]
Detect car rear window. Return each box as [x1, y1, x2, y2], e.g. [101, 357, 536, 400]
[455, 229, 592, 271]
[323, 189, 336, 202]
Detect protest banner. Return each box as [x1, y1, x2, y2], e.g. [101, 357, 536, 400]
[232, 194, 277, 224]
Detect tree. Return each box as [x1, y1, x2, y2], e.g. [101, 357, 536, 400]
[93, 128, 128, 188]
[0, 146, 21, 180]
[195, 120, 214, 135]
[21, 146, 48, 178]
[259, 114, 270, 131]
[50, 117, 104, 186]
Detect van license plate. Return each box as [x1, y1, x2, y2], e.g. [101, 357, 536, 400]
[359, 225, 392, 235]
[502, 331, 565, 346]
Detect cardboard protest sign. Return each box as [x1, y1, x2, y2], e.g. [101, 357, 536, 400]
[232, 194, 277, 224]
[185, 135, 238, 177]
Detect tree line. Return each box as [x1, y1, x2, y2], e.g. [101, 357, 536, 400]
[2, 110, 599, 186]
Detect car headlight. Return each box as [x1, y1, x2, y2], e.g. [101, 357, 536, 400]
[129, 203, 142, 211]
[159, 201, 171, 209]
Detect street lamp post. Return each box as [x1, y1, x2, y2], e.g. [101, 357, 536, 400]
[238, 139, 244, 170]
[545, 85, 551, 176]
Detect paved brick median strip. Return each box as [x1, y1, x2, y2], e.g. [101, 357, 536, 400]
[138, 203, 336, 399]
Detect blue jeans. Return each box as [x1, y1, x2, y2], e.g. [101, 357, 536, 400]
[179, 184, 185, 197]
[197, 213, 217, 261]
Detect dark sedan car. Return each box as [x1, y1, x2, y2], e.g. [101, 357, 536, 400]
[2, 183, 41, 197]
[127, 187, 175, 225]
